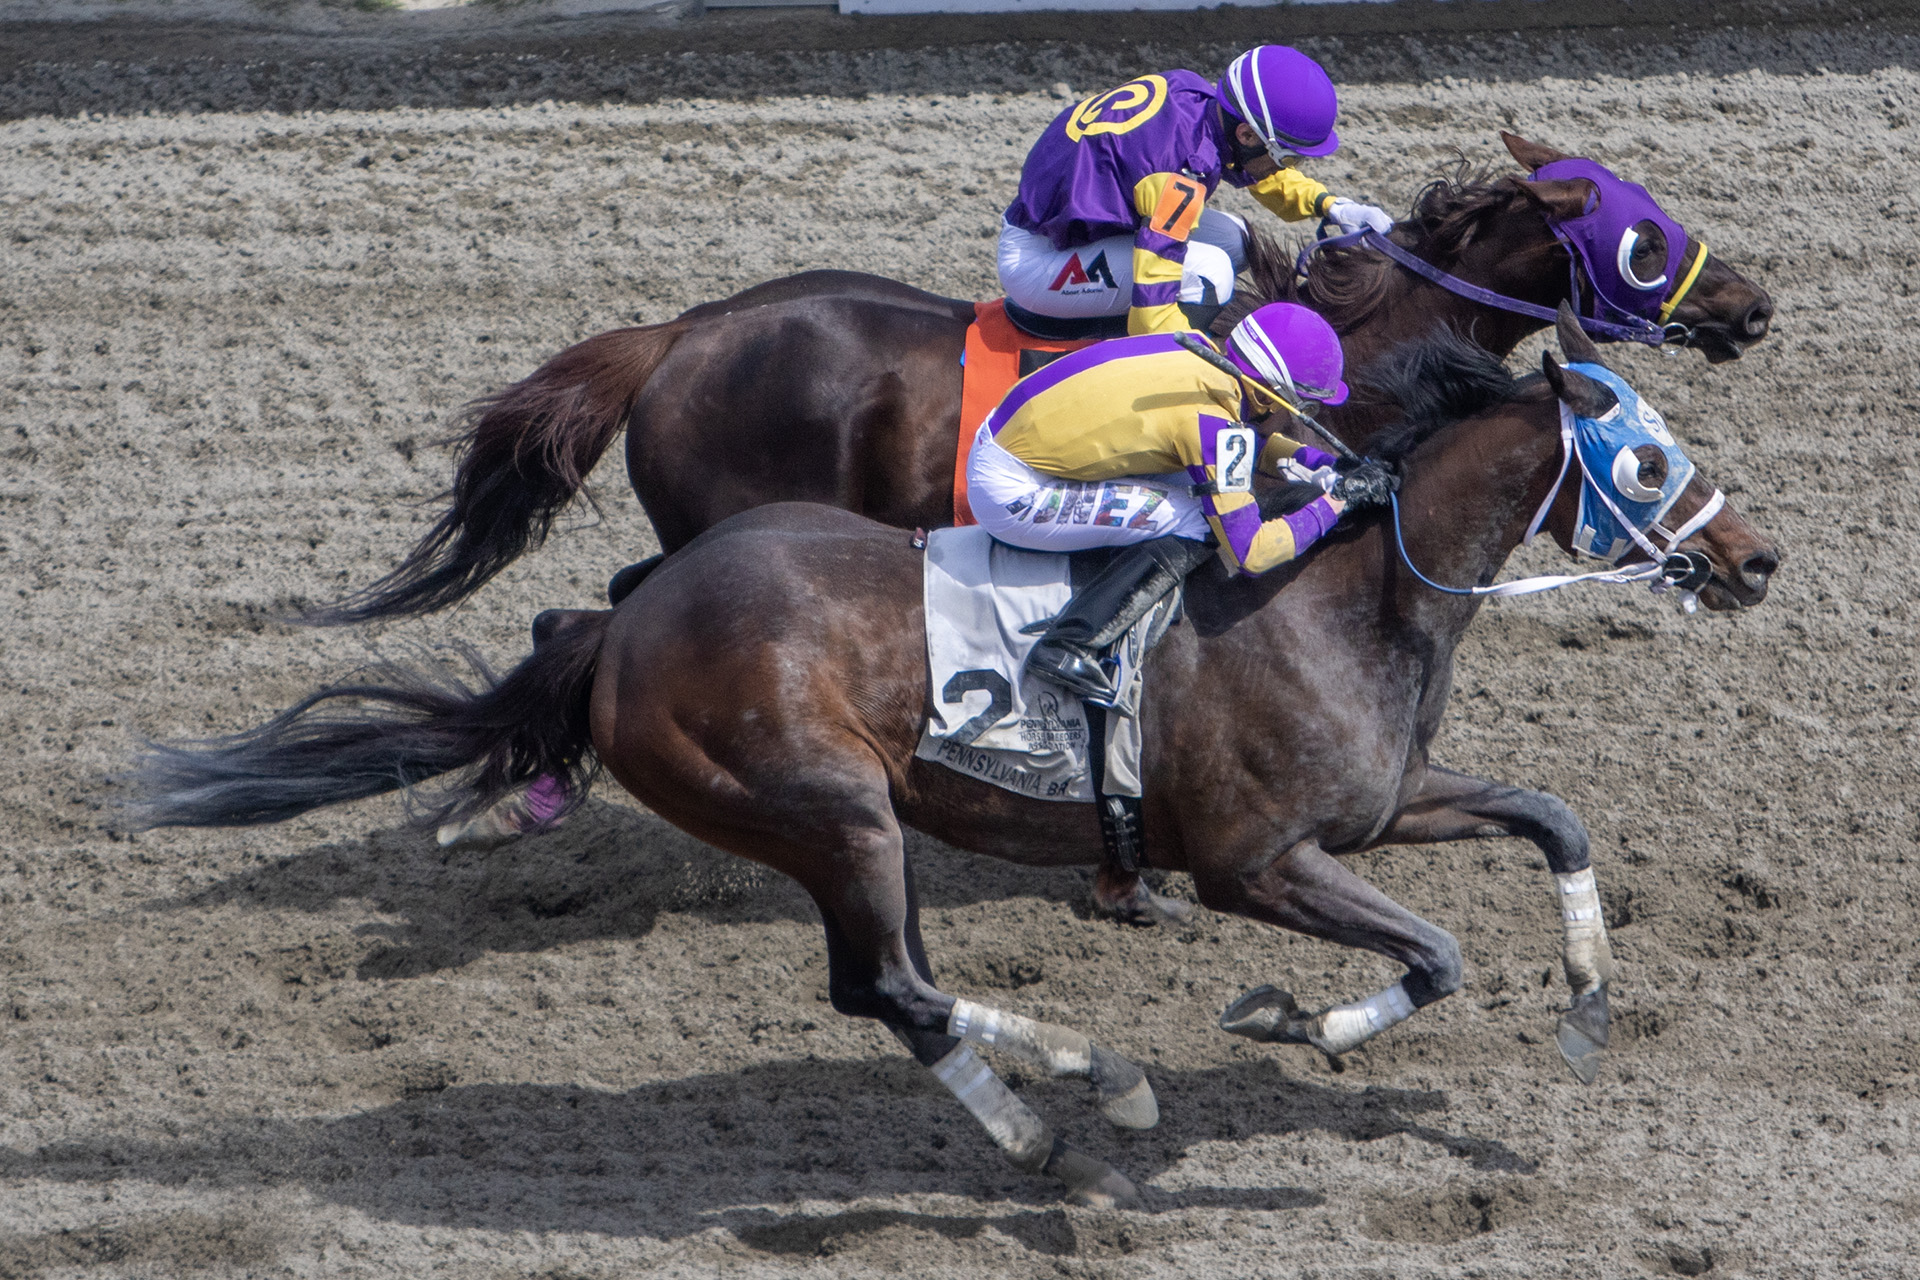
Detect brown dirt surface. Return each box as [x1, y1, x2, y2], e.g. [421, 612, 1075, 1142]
[3, 5, 1918, 1277]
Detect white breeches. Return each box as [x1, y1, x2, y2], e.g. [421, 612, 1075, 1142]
[997, 210, 1248, 319]
[966, 426, 1212, 552]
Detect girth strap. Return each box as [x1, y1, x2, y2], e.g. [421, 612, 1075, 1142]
[1084, 702, 1146, 876]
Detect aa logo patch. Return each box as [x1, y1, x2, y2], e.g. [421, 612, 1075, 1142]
[1048, 251, 1118, 292]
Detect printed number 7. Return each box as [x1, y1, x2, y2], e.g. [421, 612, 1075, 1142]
[1158, 181, 1198, 233]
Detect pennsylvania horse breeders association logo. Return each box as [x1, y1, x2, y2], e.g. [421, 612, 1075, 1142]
[1048, 250, 1118, 295]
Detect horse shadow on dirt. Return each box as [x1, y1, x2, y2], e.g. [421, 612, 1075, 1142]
[0, 1054, 1533, 1249]
[160, 797, 1104, 980]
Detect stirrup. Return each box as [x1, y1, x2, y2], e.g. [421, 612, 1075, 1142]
[1026, 639, 1120, 706]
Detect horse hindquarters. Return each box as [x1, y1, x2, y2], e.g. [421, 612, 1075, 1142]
[621, 298, 968, 552]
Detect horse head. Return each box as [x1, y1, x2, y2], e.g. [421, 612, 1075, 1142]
[1505, 132, 1773, 362]
[1539, 306, 1781, 609]
[1257, 137, 1774, 373]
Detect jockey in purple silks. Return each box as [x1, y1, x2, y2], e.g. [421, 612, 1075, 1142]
[969, 302, 1396, 705]
[998, 46, 1393, 340]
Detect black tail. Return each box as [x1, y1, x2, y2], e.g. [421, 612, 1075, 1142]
[305, 323, 686, 626]
[130, 612, 611, 830]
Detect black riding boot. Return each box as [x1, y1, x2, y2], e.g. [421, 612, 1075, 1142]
[1025, 537, 1215, 705]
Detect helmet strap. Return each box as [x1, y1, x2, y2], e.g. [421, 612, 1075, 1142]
[1219, 106, 1267, 172]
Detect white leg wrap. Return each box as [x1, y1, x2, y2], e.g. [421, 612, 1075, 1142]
[1307, 981, 1416, 1056]
[929, 1043, 1053, 1169]
[1556, 868, 1616, 996]
[948, 998, 1093, 1077]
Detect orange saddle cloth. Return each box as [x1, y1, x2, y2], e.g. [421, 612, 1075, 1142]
[953, 300, 1099, 527]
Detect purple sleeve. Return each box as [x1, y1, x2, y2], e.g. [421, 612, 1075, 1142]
[1292, 445, 1339, 472]
[1282, 495, 1341, 554]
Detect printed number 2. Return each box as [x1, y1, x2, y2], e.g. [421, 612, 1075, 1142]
[1218, 427, 1255, 493]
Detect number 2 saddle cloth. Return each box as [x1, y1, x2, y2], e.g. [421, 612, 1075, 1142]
[915, 526, 1175, 803]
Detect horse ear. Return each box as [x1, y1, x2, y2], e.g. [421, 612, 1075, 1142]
[1542, 351, 1618, 419]
[1501, 131, 1574, 171]
[1514, 176, 1595, 222]
[1555, 300, 1605, 367]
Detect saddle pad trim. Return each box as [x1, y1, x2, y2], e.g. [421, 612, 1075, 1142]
[955, 299, 1097, 527]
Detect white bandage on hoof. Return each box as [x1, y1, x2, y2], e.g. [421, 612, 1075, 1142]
[949, 998, 1093, 1077]
[1555, 868, 1615, 996]
[929, 1043, 1052, 1170]
[1306, 982, 1415, 1056]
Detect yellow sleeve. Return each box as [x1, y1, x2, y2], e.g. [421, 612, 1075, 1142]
[1126, 171, 1209, 336]
[1256, 432, 1312, 477]
[1249, 167, 1332, 223]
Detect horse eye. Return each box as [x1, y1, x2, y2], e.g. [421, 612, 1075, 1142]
[1634, 444, 1668, 487]
[1616, 221, 1671, 291]
[1630, 220, 1665, 266]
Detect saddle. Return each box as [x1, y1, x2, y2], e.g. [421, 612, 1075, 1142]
[954, 301, 1103, 526]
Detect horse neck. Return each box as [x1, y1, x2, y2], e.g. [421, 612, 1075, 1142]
[1311, 215, 1570, 451]
[1196, 384, 1568, 642]
[1385, 384, 1571, 628]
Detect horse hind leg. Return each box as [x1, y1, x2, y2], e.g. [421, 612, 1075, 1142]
[728, 762, 1152, 1208]
[1363, 766, 1614, 1083]
[1207, 841, 1463, 1065]
[814, 882, 1150, 1208]
[434, 607, 611, 849]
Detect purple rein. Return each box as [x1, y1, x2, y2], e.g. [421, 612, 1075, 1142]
[1297, 230, 1670, 347]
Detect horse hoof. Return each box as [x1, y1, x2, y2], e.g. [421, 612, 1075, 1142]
[436, 803, 524, 850]
[1088, 1043, 1158, 1129]
[1555, 984, 1610, 1085]
[1046, 1144, 1145, 1211]
[1092, 878, 1193, 928]
[1218, 985, 1305, 1043]
[1096, 1074, 1160, 1131]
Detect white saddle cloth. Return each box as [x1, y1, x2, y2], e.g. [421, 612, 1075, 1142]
[915, 526, 1165, 803]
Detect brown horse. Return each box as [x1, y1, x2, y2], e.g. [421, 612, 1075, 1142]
[309, 133, 1773, 627]
[137, 316, 1780, 1208]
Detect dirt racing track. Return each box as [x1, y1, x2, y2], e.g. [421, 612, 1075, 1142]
[2, 5, 1918, 1277]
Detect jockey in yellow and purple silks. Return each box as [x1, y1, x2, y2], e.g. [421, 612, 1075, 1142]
[999, 46, 1394, 339]
[968, 303, 1392, 704]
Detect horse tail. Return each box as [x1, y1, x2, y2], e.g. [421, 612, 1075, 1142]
[307, 323, 687, 626]
[129, 611, 611, 830]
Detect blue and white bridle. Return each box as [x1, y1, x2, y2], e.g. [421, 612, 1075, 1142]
[1392, 363, 1726, 608]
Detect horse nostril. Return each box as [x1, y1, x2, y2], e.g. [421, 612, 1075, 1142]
[1740, 551, 1779, 591]
[1742, 298, 1774, 340]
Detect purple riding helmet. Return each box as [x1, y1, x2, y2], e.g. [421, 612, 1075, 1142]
[1217, 46, 1341, 164]
[1225, 301, 1350, 408]
[1528, 158, 1708, 331]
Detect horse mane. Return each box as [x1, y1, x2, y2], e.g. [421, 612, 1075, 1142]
[1355, 330, 1520, 465]
[1214, 161, 1526, 339]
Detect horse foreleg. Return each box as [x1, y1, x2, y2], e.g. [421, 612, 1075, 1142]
[1366, 766, 1613, 1082]
[1092, 865, 1194, 927]
[1205, 841, 1463, 1061]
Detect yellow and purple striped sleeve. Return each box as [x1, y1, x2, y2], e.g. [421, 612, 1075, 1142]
[1128, 172, 1208, 336]
[1256, 432, 1314, 476]
[1185, 414, 1342, 576]
[1248, 167, 1332, 223]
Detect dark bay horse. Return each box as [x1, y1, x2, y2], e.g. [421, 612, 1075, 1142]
[311, 133, 1774, 627]
[138, 317, 1781, 1207]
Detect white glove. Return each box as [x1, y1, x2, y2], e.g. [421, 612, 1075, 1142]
[1280, 459, 1341, 492]
[1326, 198, 1393, 235]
